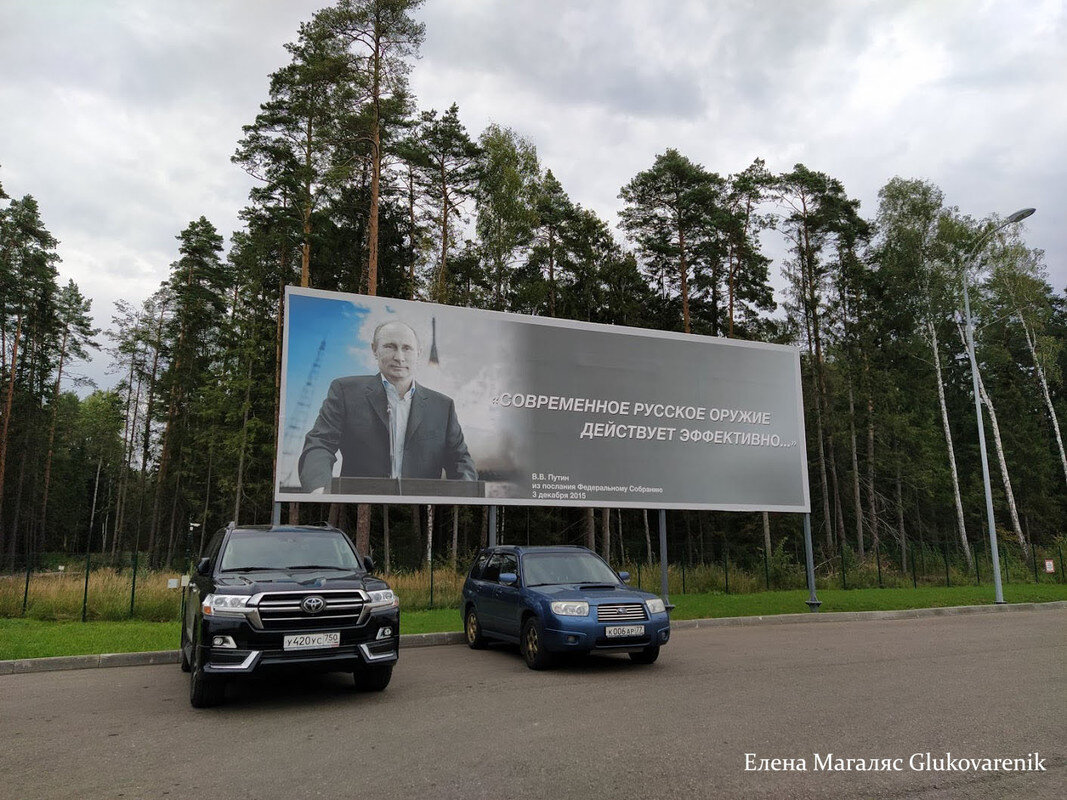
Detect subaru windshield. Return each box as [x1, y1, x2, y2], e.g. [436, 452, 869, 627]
[522, 551, 620, 586]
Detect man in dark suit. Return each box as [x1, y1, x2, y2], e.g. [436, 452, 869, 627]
[299, 320, 477, 493]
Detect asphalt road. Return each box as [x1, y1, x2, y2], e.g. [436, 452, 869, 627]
[2, 610, 1063, 800]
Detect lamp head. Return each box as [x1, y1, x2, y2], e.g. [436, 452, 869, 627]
[1006, 208, 1035, 224]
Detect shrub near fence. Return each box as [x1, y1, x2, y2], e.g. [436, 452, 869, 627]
[1, 536, 1064, 622]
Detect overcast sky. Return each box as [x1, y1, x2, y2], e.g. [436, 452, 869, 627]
[1, 0, 1064, 391]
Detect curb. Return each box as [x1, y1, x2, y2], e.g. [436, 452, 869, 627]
[667, 599, 1067, 630]
[0, 649, 180, 675]
[2, 601, 1064, 676]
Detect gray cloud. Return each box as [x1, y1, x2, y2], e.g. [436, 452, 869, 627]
[1, 0, 1064, 394]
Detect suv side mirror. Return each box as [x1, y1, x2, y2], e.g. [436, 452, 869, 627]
[498, 572, 518, 586]
[196, 557, 212, 577]
[364, 555, 376, 573]
[618, 571, 631, 583]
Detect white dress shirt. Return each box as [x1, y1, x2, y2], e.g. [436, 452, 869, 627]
[383, 376, 415, 478]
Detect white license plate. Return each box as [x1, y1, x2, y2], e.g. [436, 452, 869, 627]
[605, 625, 645, 638]
[283, 632, 340, 651]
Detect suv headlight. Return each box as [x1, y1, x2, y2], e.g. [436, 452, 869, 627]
[551, 601, 589, 617]
[645, 598, 666, 614]
[202, 593, 253, 617]
[366, 589, 399, 610]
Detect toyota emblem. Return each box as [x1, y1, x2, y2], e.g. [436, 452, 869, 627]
[301, 595, 326, 614]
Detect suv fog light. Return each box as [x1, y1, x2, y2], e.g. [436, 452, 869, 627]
[376, 627, 393, 640]
[212, 635, 237, 649]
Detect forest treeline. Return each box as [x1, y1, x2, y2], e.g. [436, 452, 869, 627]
[1, 0, 1064, 573]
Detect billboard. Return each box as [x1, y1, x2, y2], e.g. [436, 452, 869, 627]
[276, 286, 809, 512]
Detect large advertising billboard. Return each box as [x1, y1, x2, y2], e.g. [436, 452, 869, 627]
[276, 286, 809, 512]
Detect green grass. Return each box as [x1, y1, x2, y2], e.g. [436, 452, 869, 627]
[668, 583, 1067, 620]
[401, 606, 464, 634]
[2, 584, 1064, 661]
[0, 618, 180, 660]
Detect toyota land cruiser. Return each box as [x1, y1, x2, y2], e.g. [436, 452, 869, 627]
[180, 522, 399, 707]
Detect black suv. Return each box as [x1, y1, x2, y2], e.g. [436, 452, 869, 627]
[180, 523, 399, 707]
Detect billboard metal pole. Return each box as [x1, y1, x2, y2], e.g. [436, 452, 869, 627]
[658, 509, 669, 602]
[271, 502, 282, 526]
[488, 505, 498, 548]
[803, 513, 821, 612]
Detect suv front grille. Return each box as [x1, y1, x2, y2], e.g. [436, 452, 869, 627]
[255, 590, 367, 630]
[596, 603, 648, 623]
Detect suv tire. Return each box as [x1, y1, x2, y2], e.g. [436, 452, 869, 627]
[354, 664, 393, 692]
[189, 636, 226, 708]
[179, 627, 191, 673]
[464, 608, 487, 649]
[521, 617, 554, 670]
[629, 645, 660, 665]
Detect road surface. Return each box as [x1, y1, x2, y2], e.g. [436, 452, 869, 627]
[2, 609, 1063, 799]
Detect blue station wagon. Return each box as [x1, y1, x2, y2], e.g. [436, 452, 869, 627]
[461, 545, 671, 669]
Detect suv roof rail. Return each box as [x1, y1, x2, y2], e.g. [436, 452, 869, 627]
[225, 520, 237, 532]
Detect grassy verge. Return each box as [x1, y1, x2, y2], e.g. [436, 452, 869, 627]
[668, 583, 1067, 620]
[0, 619, 181, 660]
[2, 584, 1064, 661]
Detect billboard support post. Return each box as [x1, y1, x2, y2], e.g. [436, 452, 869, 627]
[488, 505, 497, 548]
[658, 509, 669, 603]
[271, 502, 281, 526]
[803, 513, 821, 612]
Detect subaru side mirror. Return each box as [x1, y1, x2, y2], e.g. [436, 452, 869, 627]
[618, 571, 630, 583]
[499, 572, 518, 586]
[196, 557, 212, 577]
[364, 556, 376, 573]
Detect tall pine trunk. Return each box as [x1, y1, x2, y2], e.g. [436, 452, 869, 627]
[134, 304, 166, 564]
[799, 255, 833, 553]
[382, 506, 390, 572]
[233, 356, 253, 523]
[895, 460, 907, 569]
[38, 327, 69, 541]
[0, 313, 22, 560]
[847, 380, 864, 558]
[864, 356, 878, 553]
[451, 506, 458, 569]
[114, 355, 143, 557]
[424, 505, 434, 567]
[676, 211, 690, 334]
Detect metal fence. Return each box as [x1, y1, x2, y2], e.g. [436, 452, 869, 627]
[2, 535, 1063, 622]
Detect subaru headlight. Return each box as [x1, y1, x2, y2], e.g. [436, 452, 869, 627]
[366, 589, 399, 610]
[551, 601, 589, 617]
[645, 598, 666, 614]
[202, 593, 252, 617]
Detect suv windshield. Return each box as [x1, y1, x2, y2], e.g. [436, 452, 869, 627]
[522, 552, 620, 586]
[219, 530, 361, 572]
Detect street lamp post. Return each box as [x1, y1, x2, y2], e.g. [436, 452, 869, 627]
[960, 207, 1034, 605]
